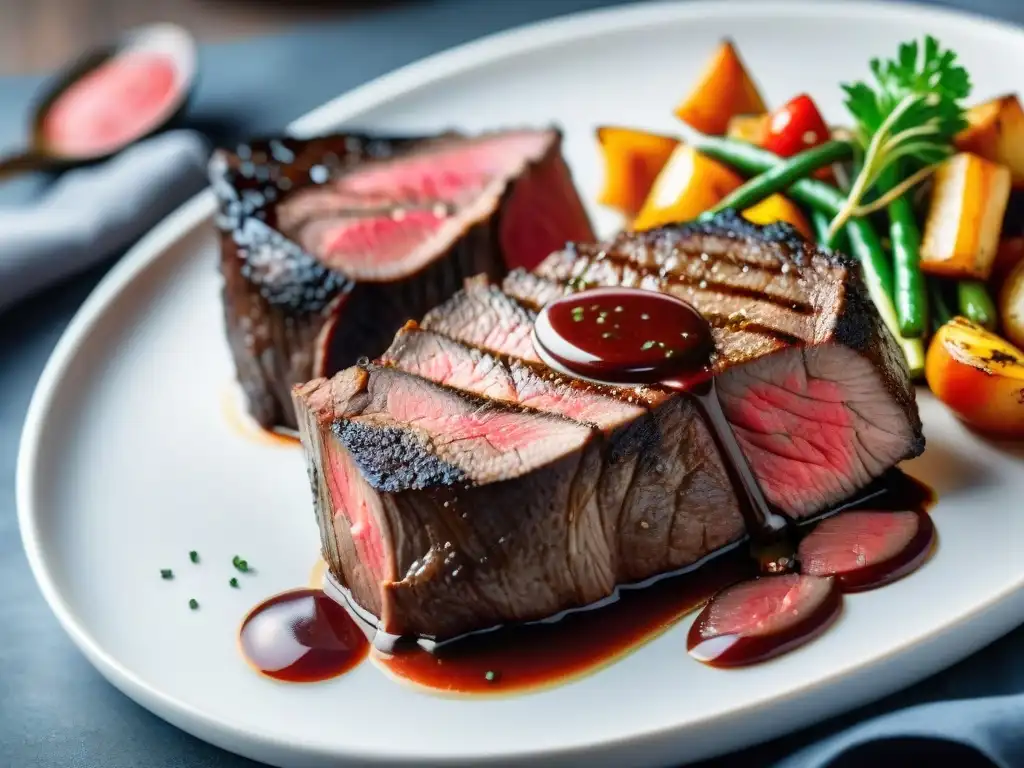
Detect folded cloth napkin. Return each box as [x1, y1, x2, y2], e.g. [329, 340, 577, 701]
[773, 694, 1022, 768]
[0, 129, 210, 313]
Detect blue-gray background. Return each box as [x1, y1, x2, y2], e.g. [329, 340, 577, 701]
[1, 1, 1021, 766]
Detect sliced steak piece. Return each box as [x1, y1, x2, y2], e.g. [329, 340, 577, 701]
[525, 215, 924, 514]
[380, 324, 657, 430]
[294, 364, 609, 635]
[797, 509, 935, 591]
[212, 127, 593, 431]
[294, 211, 925, 641]
[686, 574, 842, 667]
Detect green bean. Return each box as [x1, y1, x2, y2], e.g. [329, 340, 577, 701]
[693, 135, 848, 213]
[928, 277, 954, 330]
[810, 209, 849, 252]
[691, 135, 924, 371]
[844, 218, 896, 316]
[883, 166, 927, 338]
[702, 141, 852, 217]
[958, 281, 998, 330]
[694, 136, 893, 292]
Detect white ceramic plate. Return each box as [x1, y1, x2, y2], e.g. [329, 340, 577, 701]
[17, 1, 1024, 766]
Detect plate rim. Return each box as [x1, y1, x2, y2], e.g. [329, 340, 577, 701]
[15, 1, 1024, 765]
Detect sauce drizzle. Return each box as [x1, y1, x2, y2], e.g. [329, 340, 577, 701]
[239, 288, 938, 685]
[536, 287, 793, 570]
[532, 286, 935, 668]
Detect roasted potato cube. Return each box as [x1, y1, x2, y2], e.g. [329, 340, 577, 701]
[920, 152, 1011, 281]
[955, 94, 1024, 188]
[674, 40, 767, 135]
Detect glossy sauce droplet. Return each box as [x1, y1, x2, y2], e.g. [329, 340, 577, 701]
[533, 287, 715, 385]
[797, 509, 936, 592]
[239, 588, 369, 683]
[533, 287, 793, 563]
[686, 574, 842, 667]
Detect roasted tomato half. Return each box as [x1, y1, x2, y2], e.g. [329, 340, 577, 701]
[925, 316, 1024, 437]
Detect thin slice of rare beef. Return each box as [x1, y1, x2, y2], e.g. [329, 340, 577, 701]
[211, 127, 593, 431]
[293, 211, 925, 641]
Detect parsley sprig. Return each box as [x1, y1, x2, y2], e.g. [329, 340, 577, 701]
[828, 36, 971, 237]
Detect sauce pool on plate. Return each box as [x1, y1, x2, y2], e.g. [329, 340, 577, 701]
[533, 286, 937, 669]
[237, 287, 939, 686]
[239, 588, 369, 683]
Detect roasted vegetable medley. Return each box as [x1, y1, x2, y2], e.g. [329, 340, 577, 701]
[596, 36, 1024, 437]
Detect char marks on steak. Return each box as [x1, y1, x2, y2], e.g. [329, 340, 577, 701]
[212, 128, 594, 430]
[293, 210, 925, 641]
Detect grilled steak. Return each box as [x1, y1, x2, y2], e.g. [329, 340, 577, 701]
[293, 211, 925, 641]
[211, 127, 594, 431]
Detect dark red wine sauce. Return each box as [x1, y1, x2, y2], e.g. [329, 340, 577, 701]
[533, 286, 937, 668]
[366, 550, 754, 695]
[238, 588, 369, 683]
[536, 287, 793, 566]
[242, 468, 932, 688]
[239, 288, 937, 685]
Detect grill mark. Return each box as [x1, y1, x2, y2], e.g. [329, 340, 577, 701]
[400, 324, 666, 414]
[702, 314, 804, 348]
[598, 237, 798, 276]
[503, 273, 801, 349]
[570, 249, 815, 314]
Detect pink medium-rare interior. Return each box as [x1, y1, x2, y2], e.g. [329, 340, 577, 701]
[323, 439, 389, 585]
[798, 510, 923, 577]
[276, 131, 557, 280]
[276, 130, 567, 281]
[383, 328, 646, 432]
[313, 210, 448, 270]
[698, 573, 836, 638]
[380, 381, 576, 457]
[330, 131, 552, 206]
[317, 366, 593, 499]
[497, 136, 595, 271]
[717, 344, 917, 518]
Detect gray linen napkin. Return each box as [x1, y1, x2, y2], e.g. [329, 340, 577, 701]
[0, 129, 210, 313]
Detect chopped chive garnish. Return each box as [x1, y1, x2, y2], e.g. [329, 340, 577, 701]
[189, 599, 199, 610]
[484, 670, 498, 682]
[232, 555, 250, 573]
[641, 340, 656, 350]
[160, 569, 174, 580]
[189, 550, 199, 563]
[229, 577, 239, 588]
[571, 306, 584, 321]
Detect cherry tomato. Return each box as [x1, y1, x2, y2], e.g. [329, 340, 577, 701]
[762, 94, 830, 158]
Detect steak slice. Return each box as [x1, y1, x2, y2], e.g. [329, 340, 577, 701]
[212, 127, 593, 431]
[293, 211, 926, 641]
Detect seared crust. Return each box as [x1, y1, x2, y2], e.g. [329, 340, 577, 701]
[213, 128, 591, 430]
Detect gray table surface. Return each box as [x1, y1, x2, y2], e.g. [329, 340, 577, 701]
[2, 1, 1024, 766]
